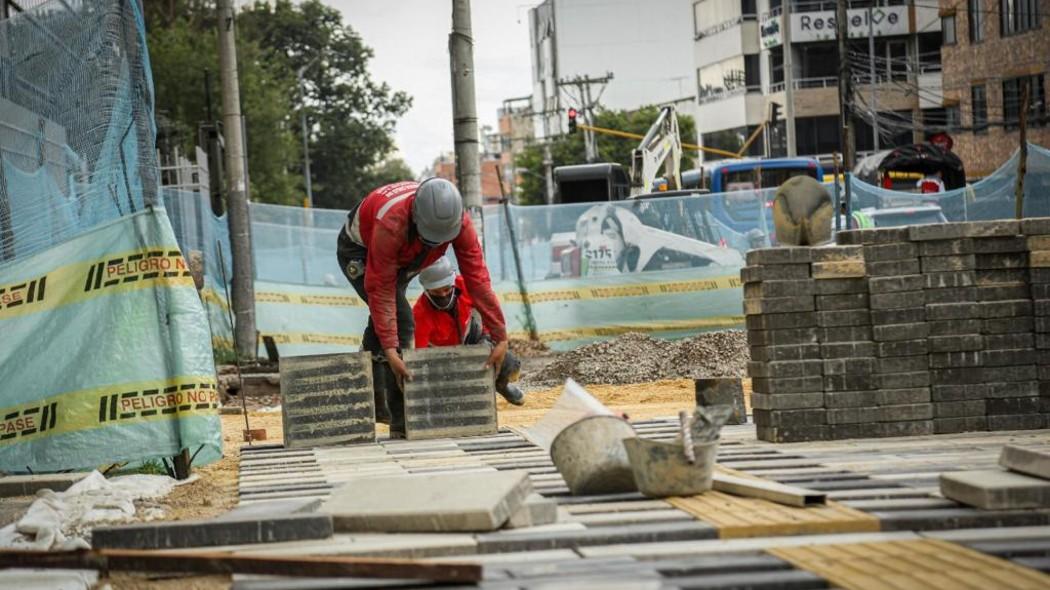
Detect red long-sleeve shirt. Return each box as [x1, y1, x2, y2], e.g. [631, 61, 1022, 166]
[413, 276, 486, 348]
[346, 182, 505, 350]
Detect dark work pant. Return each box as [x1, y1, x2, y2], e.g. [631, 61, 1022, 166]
[337, 236, 414, 433]
[461, 311, 521, 389]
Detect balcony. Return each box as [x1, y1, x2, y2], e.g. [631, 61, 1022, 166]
[696, 90, 767, 134]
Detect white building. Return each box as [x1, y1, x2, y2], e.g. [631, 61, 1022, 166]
[529, 0, 699, 140]
[693, 0, 944, 162]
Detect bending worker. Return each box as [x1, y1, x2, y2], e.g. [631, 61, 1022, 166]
[414, 256, 526, 406]
[337, 179, 508, 437]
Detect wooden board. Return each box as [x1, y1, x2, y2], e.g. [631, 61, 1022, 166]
[668, 492, 879, 539]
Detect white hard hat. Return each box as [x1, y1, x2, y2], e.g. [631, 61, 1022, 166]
[419, 256, 456, 290]
[413, 178, 464, 244]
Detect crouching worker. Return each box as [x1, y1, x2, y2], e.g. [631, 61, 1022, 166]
[337, 179, 509, 438]
[414, 257, 525, 406]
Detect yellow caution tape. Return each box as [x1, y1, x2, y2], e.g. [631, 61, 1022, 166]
[0, 376, 219, 447]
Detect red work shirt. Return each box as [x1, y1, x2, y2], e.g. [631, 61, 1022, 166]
[413, 276, 485, 347]
[345, 182, 505, 350]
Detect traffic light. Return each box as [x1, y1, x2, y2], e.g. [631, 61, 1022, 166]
[769, 102, 781, 126]
[567, 107, 578, 133]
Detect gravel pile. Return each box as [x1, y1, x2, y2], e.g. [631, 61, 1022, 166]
[525, 330, 748, 387]
[509, 338, 551, 357]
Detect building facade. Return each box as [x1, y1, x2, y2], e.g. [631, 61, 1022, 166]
[940, 0, 1049, 176]
[528, 0, 699, 140]
[694, 0, 944, 163]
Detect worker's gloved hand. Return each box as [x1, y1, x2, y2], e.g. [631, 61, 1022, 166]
[486, 339, 508, 373]
[384, 348, 413, 382]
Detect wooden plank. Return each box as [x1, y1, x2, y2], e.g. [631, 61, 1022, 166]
[713, 466, 827, 507]
[0, 549, 481, 582]
[667, 492, 879, 539]
[770, 539, 1050, 590]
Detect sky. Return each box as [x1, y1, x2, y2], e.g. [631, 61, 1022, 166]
[327, 0, 535, 175]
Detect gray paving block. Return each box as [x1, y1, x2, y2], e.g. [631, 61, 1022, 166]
[933, 400, 986, 419]
[863, 242, 918, 262]
[664, 570, 827, 589]
[751, 376, 824, 395]
[744, 296, 815, 315]
[837, 227, 910, 245]
[983, 316, 1035, 334]
[876, 355, 929, 374]
[976, 268, 1029, 286]
[822, 374, 875, 392]
[0, 473, 90, 497]
[869, 307, 926, 326]
[747, 327, 820, 347]
[910, 222, 968, 241]
[322, 470, 531, 532]
[876, 339, 927, 358]
[402, 346, 497, 440]
[752, 409, 826, 428]
[811, 261, 866, 279]
[931, 367, 986, 385]
[820, 341, 875, 359]
[505, 494, 559, 529]
[827, 422, 883, 439]
[824, 390, 878, 408]
[878, 404, 933, 422]
[976, 253, 1029, 271]
[815, 309, 871, 328]
[747, 361, 823, 379]
[815, 292, 869, 311]
[822, 357, 875, 376]
[932, 384, 988, 401]
[1032, 269, 1050, 282]
[744, 279, 816, 299]
[749, 344, 822, 362]
[218, 498, 322, 521]
[756, 425, 828, 443]
[695, 378, 747, 424]
[818, 326, 874, 343]
[813, 277, 868, 295]
[867, 259, 920, 277]
[973, 236, 1028, 254]
[872, 322, 928, 342]
[928, 334, 983, 353]
[987, 414, 1046, 431]
[1000, 446, 1050, 481]
[811, 245, 863, 262]
[979, 299, 1033, 319]
[918, 238, 974, 256]
[741, 264, 811, 283]
[986, 382, 1040, 398]
[923, 287, 977, 304]
[986, 397, 1041, 415]
[91, 514, 334, 549]
[844, 498, 959, 511]
[879, 386, 934, 407]
[475, 521, 717, 553]
[929, 351, 982, 369]
[827, 407, 881, 425]
[750, 392, 824, 411]
[746, 248, 813, 266]
[1022, 218, 1050, 235]
[983, 349, 1039, 368]
[870, 291, 925, 310]
[874, 372, 930, 389]
[964, 220, 1020, 237]
[869, 274, 924, 294]
[878, 420, 933, 438]
[985, 332, 1037, 350]
[928, 319, 983, 337]
[923, 270, 977, 289]
[982, 365, 1038, 382]
[878, 508, 1050, 531]
[941, 470, 1050, 510]
[926, 302, 980, 321]
[933, 416, 988, 434]
[745, 311, 818, 331]
[279, 353, 375, 449]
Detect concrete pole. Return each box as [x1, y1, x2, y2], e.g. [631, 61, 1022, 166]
[217, 0, 256, 360]
[836, 0, 855, 229]
[782, 0, 797, 156]
[868, 6, 879, 152]
[450, 0, 483, 234]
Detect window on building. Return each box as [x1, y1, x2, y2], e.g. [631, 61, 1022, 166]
[1001, 0, 1040, 35]
[972, 85, 988, 134]
[942, 14, 957, 44]
[1003, 74, 1048, 130]
[741, 0, 756, 16]
[770, 49, 784, 86]
[744, 54, 760, 88]
[968, 0, 983, 42]
[800, 43, 838, 79]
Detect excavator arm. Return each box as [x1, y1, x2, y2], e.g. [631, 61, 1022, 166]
[629, 105, 682, 196]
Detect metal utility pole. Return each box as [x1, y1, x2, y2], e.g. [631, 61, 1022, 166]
[867, 6, 879, 152]
[1015, 79, 1030, 219]
[836, 0, 855, 229]
[450, 0, 483, 236]
[217, 0, 256, 360]
[296, 60, 318, 208]
[783, 0, 797, 156]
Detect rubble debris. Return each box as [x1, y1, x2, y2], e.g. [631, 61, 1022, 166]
[526, 331, 748, 386]
[509, 338, 551, 357]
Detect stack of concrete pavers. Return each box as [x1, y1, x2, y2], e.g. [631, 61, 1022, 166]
[1023, 218, 1050, 425]
[969, 220, 1043, 431]
[845, 227, 932, 438]
[742, 247, 824, 443]
[941, 445, 1050, 509]
[909, 223, 989, 434]
[811, 244, 878, 440]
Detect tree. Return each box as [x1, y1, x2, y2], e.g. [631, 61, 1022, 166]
[237, 0, 411, 208]
[143, 0, 410, 207]
[514, 106, 698, 205]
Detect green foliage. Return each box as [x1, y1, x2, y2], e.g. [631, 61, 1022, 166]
[515, 106, 698, 205]
[143, 0, 410, 207]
